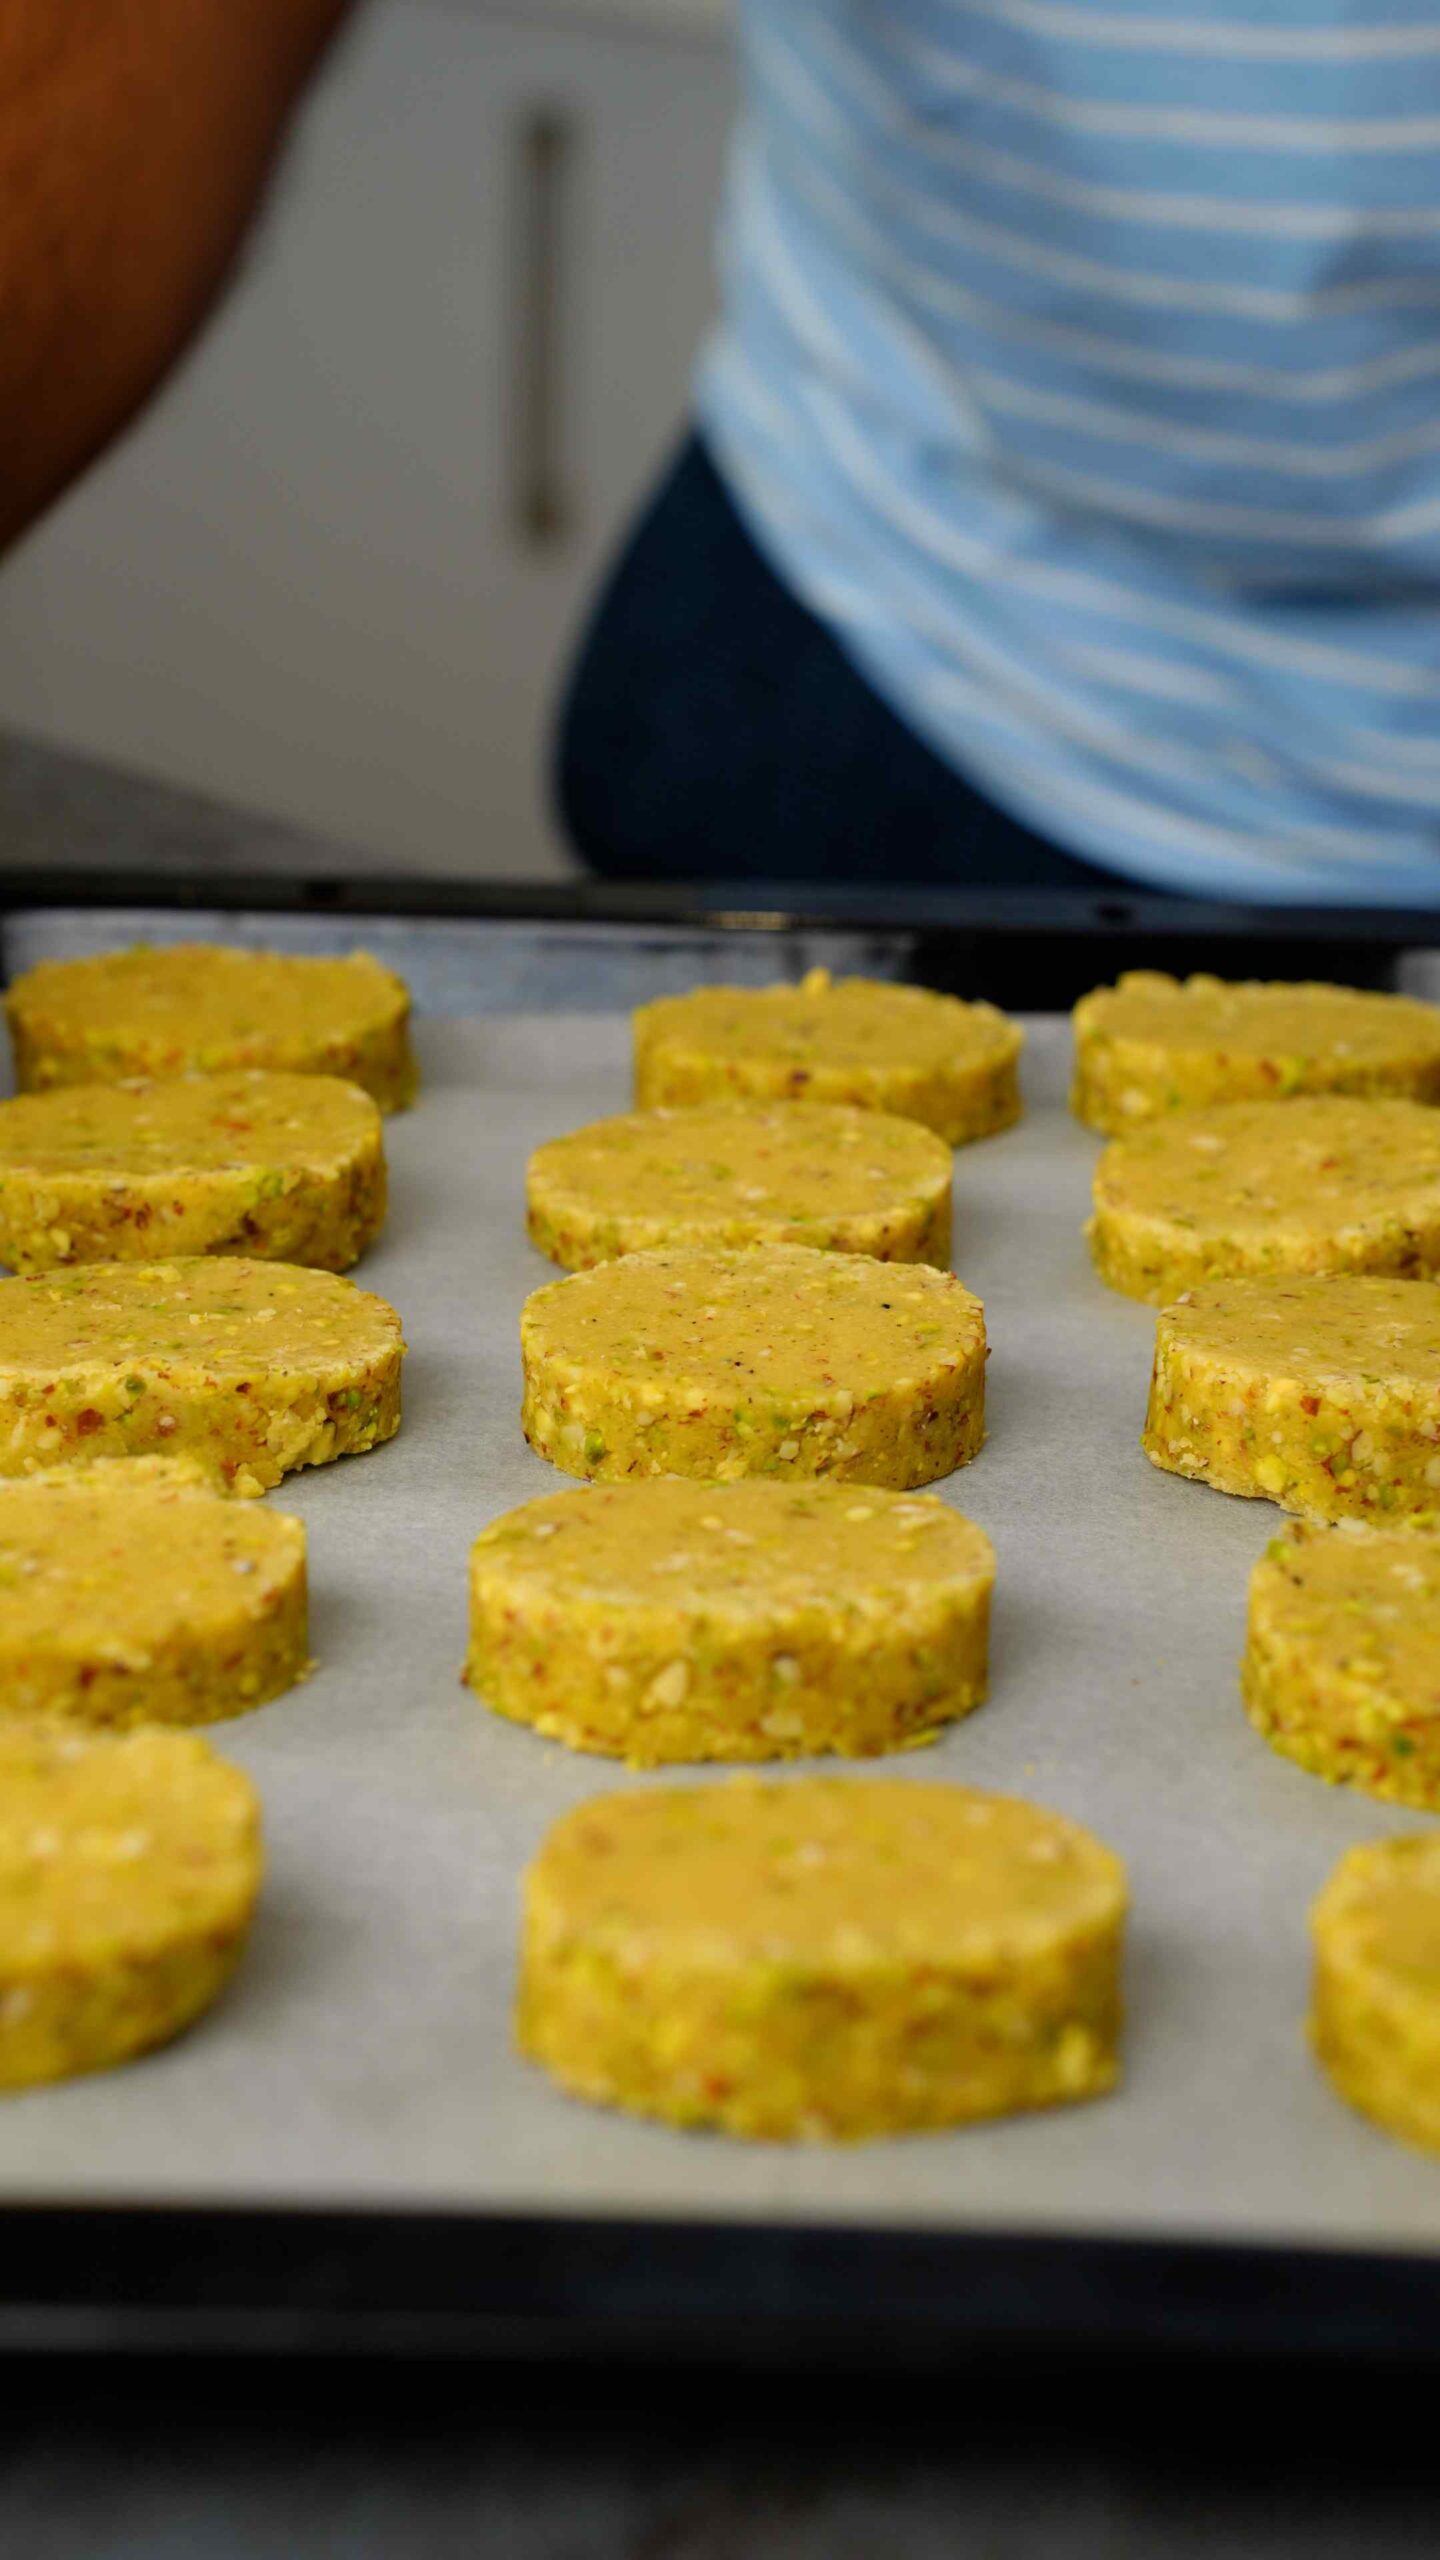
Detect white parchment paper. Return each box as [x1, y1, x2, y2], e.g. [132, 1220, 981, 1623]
[0, 1011, 1433, 2257]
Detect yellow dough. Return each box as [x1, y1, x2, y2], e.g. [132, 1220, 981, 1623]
[0, 1071, 385, 1273]
[1072, 972, 1440, 1135]
[1089, 1097, 1440, 1303]
[0, 1457, 308, 1729]
[520, 1243, 986, 1488]
[0, 1721, 261, 2090]
[467, 1479, 994, 1764]
[526, 1103, 953, 1270]
[633, 971, 1022, 1145]
[1243, 1519, 1440, 1808]
[1144, 1276, 1440, 1522]
[1311, 1833, 1440, 2156]
[0, 1256, 404, 1494]
[6, 943, 416, 1113]
[518, 1779, 1127, 2140]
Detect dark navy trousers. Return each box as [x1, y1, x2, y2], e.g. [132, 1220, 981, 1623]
[553, 435, 1118, 891]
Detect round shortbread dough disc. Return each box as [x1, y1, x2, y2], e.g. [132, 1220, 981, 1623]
[525, 1102, 953, 1270]
[1144, 1275, 1440, 1522]
[0, 1070, 385, 1272]
[6, 944, 416, 1113]
[467, 1478, 994, 1762]
[1071, 972, 1440, 1135]
[633, 971, 1022, 1146]
[1243, 1520, 1440, 1809]
[520, 1242, 987, 1488]
[0, 1457, 308, 1729]
[1311, 1833, 1440, 2156]
[0, 1721, 261, 2089]
[0, 1256, 404, 1493]
[1089, 1096, 1440, 1304]
[518, 1778, 1127, 2139]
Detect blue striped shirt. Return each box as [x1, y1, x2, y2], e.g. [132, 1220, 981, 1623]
[698, 1, 1440, 903]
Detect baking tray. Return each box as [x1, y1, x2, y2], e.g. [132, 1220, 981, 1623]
[5, 958, 1440, 2367]
[1, 874, 1439, 1011]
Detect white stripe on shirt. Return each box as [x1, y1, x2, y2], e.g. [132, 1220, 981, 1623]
[934, 0, 1440, 64]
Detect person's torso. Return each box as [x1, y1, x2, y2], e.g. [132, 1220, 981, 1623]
[700, 1, 1440, 901]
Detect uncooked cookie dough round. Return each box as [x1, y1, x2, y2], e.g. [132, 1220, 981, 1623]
[520, 1243, 987, 1488]
[633, 971, 1023, 1146]
[1089, 1097, 1440, 1304]
[0, 1457, 308, 1729]
[1243, 1520, 1440, 1808]
[0, 1070, 386, 1273]
[0, 1721, 261, 2090]
[526, 1103, 953, 1271]
[0, 1256, 404, 1494]
[1144, 1276, 1440, 1522]
[518, 1779, 1127, 2140]
[1311, 1833, 1440, 2156]
[1072, 972, 1440, 1135]
[467, 1479, 994, 1764]
[6, 943, 417, 1113]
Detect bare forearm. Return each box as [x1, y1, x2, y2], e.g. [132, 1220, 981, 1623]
[0, 1, 355, 550]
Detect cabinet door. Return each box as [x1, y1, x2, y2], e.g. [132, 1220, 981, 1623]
[0, 3, 735, 879]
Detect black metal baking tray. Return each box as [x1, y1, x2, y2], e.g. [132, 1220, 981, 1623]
[0, 883, 1439, 2368]
[0, 869, 1436, 1009]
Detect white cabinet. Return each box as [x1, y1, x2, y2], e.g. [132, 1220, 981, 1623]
[0, 2, 734, 879]
[475, 1, 727, 34]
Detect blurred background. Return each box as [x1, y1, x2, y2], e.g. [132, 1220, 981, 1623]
[0, 1, 732, 883]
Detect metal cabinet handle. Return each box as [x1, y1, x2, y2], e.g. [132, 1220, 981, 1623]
[510, 109, 576, 548]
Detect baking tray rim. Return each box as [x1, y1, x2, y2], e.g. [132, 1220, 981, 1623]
[4, 2199, 1440, 2366]
[2, 866, 1440, 941]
